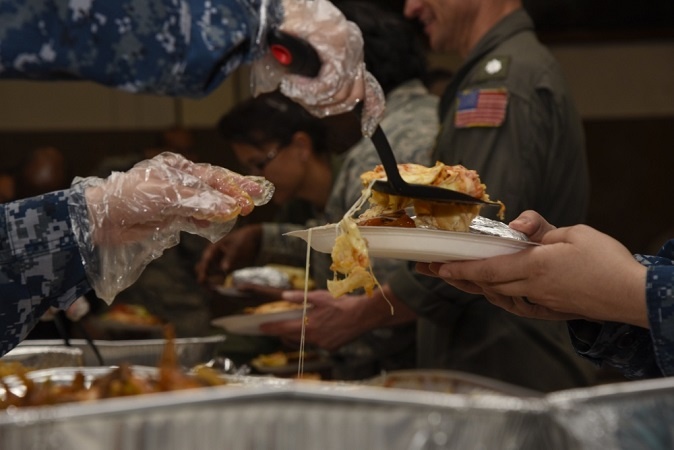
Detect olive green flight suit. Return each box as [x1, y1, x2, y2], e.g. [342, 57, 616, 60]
[389, 9, 595, 392]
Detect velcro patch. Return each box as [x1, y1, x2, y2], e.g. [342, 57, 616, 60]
[455, 88, 508, 128]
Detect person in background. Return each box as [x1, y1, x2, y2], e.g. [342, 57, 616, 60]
[92, 126, 198, 178]
[0, 0, 385, 356]
[0, 170, 16, 203]
[196, 91, 332, 279]
[263, 0, 596, 392]
[422, 67, 454, 97]
[418, 209, 674, 379]
[15, 146, 71, 199]
[198, 0, 439, 379]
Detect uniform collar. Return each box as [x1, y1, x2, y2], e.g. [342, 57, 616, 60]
[464, 9, 535, 70]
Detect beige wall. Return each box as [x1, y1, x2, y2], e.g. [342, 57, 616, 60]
[0, 41, 672, 131]
[0, 67, 250, 131]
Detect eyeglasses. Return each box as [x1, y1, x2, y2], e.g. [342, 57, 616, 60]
[249, 147, 280, 173]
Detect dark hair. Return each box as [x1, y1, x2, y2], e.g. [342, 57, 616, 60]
[335, 1, 428, 95]
[217, 91, 327, 153]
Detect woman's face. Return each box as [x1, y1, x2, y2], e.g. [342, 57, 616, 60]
[232, 139, 307, 205]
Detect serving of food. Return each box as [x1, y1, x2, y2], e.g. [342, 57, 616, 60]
[0, 327, 225, 409]
[211, 300, 310, 336]
[358, 162, 504, 232]
[250, 349, 332, 380]
[243, 300, 304, 315]
[285, 161, 516, 298]
[98, 304, 164, 327]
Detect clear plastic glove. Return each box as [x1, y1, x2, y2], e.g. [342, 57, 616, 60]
[251, 0, 385, 137]
[69, 152, 274, 304]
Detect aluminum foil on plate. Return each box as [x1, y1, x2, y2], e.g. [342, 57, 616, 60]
[230, 266, 292, 289]
[469, 216, 530, 241]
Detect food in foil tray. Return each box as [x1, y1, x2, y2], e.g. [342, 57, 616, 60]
[99, 304, 164, 326]
[244, 300, 304, 315]
[0, 327, 225, 409]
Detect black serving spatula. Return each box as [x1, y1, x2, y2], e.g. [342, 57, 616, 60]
[268, 30, 499, 206]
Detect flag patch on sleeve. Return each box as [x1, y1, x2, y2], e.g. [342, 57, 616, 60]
[454, 88, 508, 128]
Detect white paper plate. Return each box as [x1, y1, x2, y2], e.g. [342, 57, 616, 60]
[211, 309, 306, 336]
[285, 225, 535, 262]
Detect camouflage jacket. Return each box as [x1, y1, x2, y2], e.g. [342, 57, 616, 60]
[0, 188, 91, 355]
[568, 240, 674, 379]
[0, 0, 282, 96]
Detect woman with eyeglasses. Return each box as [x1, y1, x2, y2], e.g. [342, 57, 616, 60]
[196, 91, 336, 280]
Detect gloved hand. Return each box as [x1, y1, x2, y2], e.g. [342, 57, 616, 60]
[69, 152, 274, 303]
[251, 0, 385, 137]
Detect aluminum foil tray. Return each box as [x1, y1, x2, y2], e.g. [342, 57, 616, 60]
[547, 377, 674, 450]
[0, 367, 559, 450]
[1, 346, 83, 370]
[4, 367, 672, 449]
[18, 335, 226, 368]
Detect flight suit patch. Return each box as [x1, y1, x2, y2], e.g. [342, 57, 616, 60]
[455, 88, 508, 128]
[473, 56, 510, 82]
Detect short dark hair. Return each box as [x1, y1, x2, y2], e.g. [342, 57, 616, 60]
[217, 91, 327, 153]
[335, 1, 428, 95]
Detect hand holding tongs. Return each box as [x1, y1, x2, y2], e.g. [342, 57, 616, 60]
[268, 30, 499, 206]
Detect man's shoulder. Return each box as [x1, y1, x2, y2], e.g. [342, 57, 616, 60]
[464, 35, 568, 103]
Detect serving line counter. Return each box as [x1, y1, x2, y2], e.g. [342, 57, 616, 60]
[2, 341, 673, 449]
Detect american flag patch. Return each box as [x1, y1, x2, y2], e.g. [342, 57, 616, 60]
[455, 88, 508, 128]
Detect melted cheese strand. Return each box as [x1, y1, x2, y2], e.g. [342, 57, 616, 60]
[335, 181, 394, 314]
[298, 227, 312, 378]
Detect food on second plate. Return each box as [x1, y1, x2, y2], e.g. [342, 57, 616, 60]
[326, 162, 503, 297]
[224, 265, 315, 291]
[251, 350, 321, 368]
[358, 162, 504, 232]
[99, 304, 163, 326]
[243, 300, 304, 315]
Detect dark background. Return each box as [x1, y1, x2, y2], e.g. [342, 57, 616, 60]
[1, 116, 673, 255]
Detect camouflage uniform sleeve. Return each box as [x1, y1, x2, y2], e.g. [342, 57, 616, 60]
[567, 241, 674, 379]
[0, 0, 283, 97]
[0, 189, 91, 356]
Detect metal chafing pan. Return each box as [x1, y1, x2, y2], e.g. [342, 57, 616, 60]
[546, 377, 674, 450]
[1, 345, 83, 370]
[2, 366, 673, 449]
[18, 335, 226, 368]
[0, 366, 559, 450]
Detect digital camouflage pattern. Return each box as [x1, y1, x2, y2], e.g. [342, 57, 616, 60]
[0, 0, 282, 96]
[569, 240, 674, 378]
[0, 189, 91, 355]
